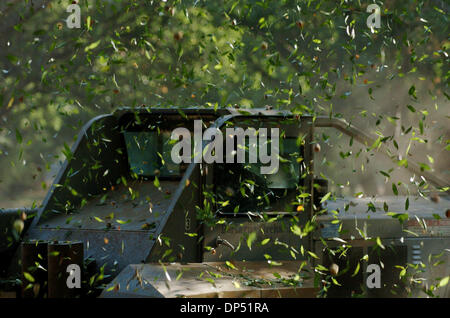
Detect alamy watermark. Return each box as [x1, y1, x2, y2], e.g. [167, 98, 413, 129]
[366, 4, 381, 30]
[66, 3, 81, 29]
[66, 264, 81, 289]
[64, 3, 381, 31]
[170, 120, 279, 174]
[366, 263, 381, 289]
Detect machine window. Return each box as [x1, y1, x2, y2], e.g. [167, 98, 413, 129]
[123, 131, 181, 177]
[214, 137, 303, 214]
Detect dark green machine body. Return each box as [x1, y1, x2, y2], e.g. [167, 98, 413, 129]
[0, 107, 448, 298]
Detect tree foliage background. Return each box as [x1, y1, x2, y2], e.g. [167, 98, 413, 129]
[0, 0, 448, 207]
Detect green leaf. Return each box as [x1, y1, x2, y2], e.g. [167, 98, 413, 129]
[290, 224, 302, 236]
[386, 212, 409, 224]
[369, 137, 382, 150]
[154, 176, 160, 188]
[62, 142, 73, 161]
[225, 261, 237, 270]
[315, 264, 328, 272]
[320, 192, 331, 204]
[408, 85, 417, 99]
[331, 277, 341, 286]
[406, 105, 416, 113]
[392, 183, 398, 195]
[161, 249, 172, 260]
[85, 40, 101, 52]
[376, 237, 385, 250]
[23, 272, 35, 283]
[116, 219, 131, 224]
[7, 54, 19, 64]
[261, 238, 270, 245]
[247, 232, 257, 250]
[367, 202, 376, 212]
[15, 129, 22, 144]
[268, 260, 282, 266]
[352, 262, 360, 277]
[86, 16, 92, 30]
[438, 276, 449, 288]
[398, 159, 408, 168]
[307, 251, 319, 259]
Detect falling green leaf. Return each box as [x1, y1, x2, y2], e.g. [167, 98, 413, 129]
[23, 272, 35, 283]
[85, 40, 101, 52]
[225, 261, 237, 270]
[438, 276, 449, 288]
[392, 183, 398, 195]
[247, 232, 257, 250]
[261, 238, 270, 245]
[320, 192, 331, 204]
[15, 129, 22, 144]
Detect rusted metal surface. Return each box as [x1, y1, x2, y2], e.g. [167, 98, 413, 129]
[101, 261, 317, 298]
[47, 241, 83, 298]
[21, 240, 48, 298]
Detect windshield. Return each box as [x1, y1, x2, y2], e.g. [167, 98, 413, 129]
[123, 131, 181, 177]
[214, 137, 304, 214]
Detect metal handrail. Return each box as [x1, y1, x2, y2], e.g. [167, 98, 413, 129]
[0, 208, 38, 215]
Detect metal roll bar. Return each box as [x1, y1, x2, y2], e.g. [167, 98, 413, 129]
[314, 117, 449, 193]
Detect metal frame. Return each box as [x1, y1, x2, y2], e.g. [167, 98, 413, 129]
[314, 117, 449, 192]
